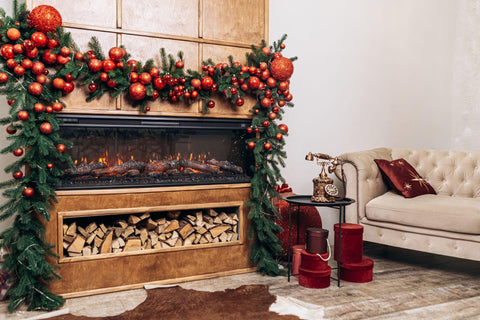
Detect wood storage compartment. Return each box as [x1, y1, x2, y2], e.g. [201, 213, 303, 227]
[44, 183, 254, 298]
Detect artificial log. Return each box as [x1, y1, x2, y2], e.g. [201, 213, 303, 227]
[207, 159, 243, 174]
[179, 160, 221, 173]
[64, 162, 106, 176]
[145, 160, 179, 174]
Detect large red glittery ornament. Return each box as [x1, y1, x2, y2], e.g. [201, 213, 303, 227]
[129, 83, 146, 100]
[28, 5, 62, 34]
[270, 57, 294, 81]
[40, 122, 53, 134]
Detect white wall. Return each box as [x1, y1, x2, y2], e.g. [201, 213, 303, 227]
[269, 0, 458, 236]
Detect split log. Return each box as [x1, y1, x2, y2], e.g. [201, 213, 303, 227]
[66, 223, 77, 237]
[164, 220, 180, 233]
[86, 222, 98, 234]
[207, 159, 243, 174]
[209, 225, 231, 238]
[62, 224, 68, 235]
[78, 226, 89, 238]
[95, 228, 105, 239]
[93, 236, 103, 248]
[82, 247, 92, 256]
[146, 218, 157, 230]
[218, 212, 229, 221]
[67, 235, 86, 254]
[85, 233, 96, 245]
[140, 228, 148, 245]
[122, 226, 135, 238]
[99, 230, 113, 254]
[116, 220, 128, 229]
[207, 208, 219, 217]
[63, 235, 75, 243]
[179, 159, 221, 173]
[99, 224, 108, 233]
[124, 238, 142, 252]
[179, 223, 194, 240]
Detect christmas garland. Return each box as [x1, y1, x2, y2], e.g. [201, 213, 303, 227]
[0, 2, 296, 312]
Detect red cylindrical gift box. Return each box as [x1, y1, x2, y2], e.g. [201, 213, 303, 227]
[300, 249, 330, 271]
[298, 266, 331, 289]
[306, 228, 329, 254]
[334, 223, 363, 263]
[340, 257, 374, 283]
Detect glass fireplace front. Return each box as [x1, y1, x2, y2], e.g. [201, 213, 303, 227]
[56, 114, 253, 190]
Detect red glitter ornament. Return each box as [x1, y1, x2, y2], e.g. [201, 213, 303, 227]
[23, 187, 34, 197]
[18, 111, 29, 121]
[13, 171, 23, 179]
[248, 141, 255, 149]
[270, 57, 294, 81]
[57, 144, 66, 153]
[129, 83, 146, 100]
[28, 5, 62, 34]
[40, 122, 53, 134]
[13, 148, 23, 156]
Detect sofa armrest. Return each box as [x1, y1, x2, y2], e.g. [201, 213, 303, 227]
[335, 148, 392, 223]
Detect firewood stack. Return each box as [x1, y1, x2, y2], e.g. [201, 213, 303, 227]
[63, 209, 239, 257]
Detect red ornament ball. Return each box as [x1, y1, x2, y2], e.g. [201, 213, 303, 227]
[279, 124, 289, 133]
[201, 76, 214, 90]
[28, 5, 62, 33]
[207, 100, 216, 108]
[175, 61, 184, 69]
[7, 28, 21, 41]
[262, 47, 271, 55]
[247, 127, 254, 134]
[34, 103, 45, 113]
[268, 112, 277, 120]
[23, 187, 34, 197]
[60, 47, 71, 57]
[13, 148, 23, 157]
[264, 142, 272, 150]
[13, 171, 23, 179]
[53, 102, 63, 112]
[13, 65, 25, 76]
[28, 82, 43, 96]
[236, 97, 245, 106]
[248, 76, 260, 89]
[18, 111, 29, 121]
[109, 47, 125, 61]
[270, 57, 294, 81]
[0, 72, 8, 83]
[88, 83, 97, 92]
[247, 141, 256, 149]
[191, 78, 201, 89]
[276, 133, 283, 141]
[88, 59, 102, 72]
[6, 126, 16, 135]
[46, 106, 53, 113]
[153, 77, 165, 90]
[47, 163, 53, 169]
[30, 32, 48, 48]
[102, 59, 116, 72]
[0, 44, 14, 59]
[261, 97, 271, 108]
[40, 122, 53, 134]
[262, 120, 270, 127]
[42, 49, 57, 64]
[53, 78, 66, 90]
[139, 72, 152, 85]
[129, 83, 146, 100]
[57, 144, 66, 153]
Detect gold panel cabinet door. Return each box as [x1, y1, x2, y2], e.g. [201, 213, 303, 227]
[201, 44, 255, 118]
[120, 35, 199, 116]
[59, 28, 117, 114]
[202, 0, 267, 45]
[28, 0, 117, 29]
[122, 0, 199, 38]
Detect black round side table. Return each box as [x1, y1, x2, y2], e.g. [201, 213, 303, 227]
[283, 195, 355, 286]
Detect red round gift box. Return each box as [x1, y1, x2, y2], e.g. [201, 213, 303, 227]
[340, 257, 374, 283]
[300, 249, 330, 271]
[298, 266, 331, 289]
[334, 223, 363, 264]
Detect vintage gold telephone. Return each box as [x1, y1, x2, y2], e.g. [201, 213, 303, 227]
[305, 152, 344, 202]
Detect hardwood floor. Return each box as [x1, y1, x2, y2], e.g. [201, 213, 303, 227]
[2, 243, 479, 319]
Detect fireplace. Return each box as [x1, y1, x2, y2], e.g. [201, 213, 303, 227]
[56, 114, 253, 190]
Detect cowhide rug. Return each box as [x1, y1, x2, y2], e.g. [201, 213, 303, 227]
[47, 285, 301, 320]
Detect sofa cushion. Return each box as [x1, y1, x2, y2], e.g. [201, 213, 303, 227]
[374, 158, 436, 198]
[366, 191, 480, 234]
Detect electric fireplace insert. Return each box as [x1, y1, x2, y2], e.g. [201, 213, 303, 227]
[56, 114, 253, 190]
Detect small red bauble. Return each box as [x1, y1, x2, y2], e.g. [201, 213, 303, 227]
[13, 171, 23, 179]
[129, 83, 146, 100]
[261, 97, 271, 108]
[88, 83, 97, 92]
[149, 67, 160, 78]
[21, 59, 33, 69]
[6, 28, 21, 41]
[175, 61, 184, 69]
[183, 91, 190, 99]
[47, 163, 53, 169]
[6, 59, 17, 69]
[151, 90, 159, 99]
[6, 126, 16, 135]
[53, 78, 66, 89]
[255, 128, 260, 133]
[107, 80, 116, 88]
[273, 52, 283, 59]
[31, 61, 45, 75]
[262, 47, 271, 55]
[60, 47, 71, 57]
[57, 144, 66, 153]
[28, 82, 43, 96]
[201, 76, 214, 90]
[202, 65, 209, 71]
[280, 43, 286, 49]
[56, 54, 69, 65]
[259, 62, 268, 71]
[262, 120, 270, 127]
[269, 57, 294, 81]
[34, 103, 45, 113]
[18, 111, 29, 121]
[278, 100, 286, 107]
[247, 141, 256, 149]
[129, 72, 139, 83]
[23, 187, 34, 197]
[28, 5, 62, 33]
[53, 102, 63, 111]
[127, 60, 137, 71]
[139, 72, 152, 85]
[278, 81, 289, 91]
[211, 83, 218, 92]
[30, 32, 48, 48]
[236, 97, 245, 106]
[36, 74, 47, 84]
[102, 59, 116, 72]
[272, 106, 280, 113]
[248, 76, 260, 89]
[285, 93, 293, 102]
[13, 148, 23, 156]
[0, 44, 15, 59]
[145, 107, 151, 112]
[279, 124, 289, 132]
[191, 90, 198, 99]
[7, 100, 14, 106]
[276, 133, 283, 141]
[264, 142, 272, 150]
[65, 73, 73, 82]
[89, 59, 102, 72]
[99, 72, 109, 82]
[63, 82, 74, 94]
[247, 127, 253, 134]
[268, 113, 277, 120]
[42, 49, 57, 64]
[13, 65, 25, 76]
[191, 78, 201, 89]
[26, 47, 39, 59]
[254, 109, 260, 114]
[153, 77, 165, 90]
[249, 66, 257, 74]
[231, 87, 238, 95]
[207, 100, 215, 108]
[13, 44, 24, 54]
[241, 84, 249, 91]
[0, 73, 8, 83]
[22, 40, 35, 51]
[46, 106, 53, 113]
[40, 122, 53, 134]
[48, 39, 59, 49]
[74, 52, 84, 60]
[109, 47, 125, 61]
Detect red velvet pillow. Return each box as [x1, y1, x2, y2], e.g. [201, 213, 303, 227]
[374, 158, 436, 198]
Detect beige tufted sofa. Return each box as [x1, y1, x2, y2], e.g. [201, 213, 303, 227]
[336, 147, 480, 261]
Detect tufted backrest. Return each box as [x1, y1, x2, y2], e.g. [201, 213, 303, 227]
[392, 149, 480, 198]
